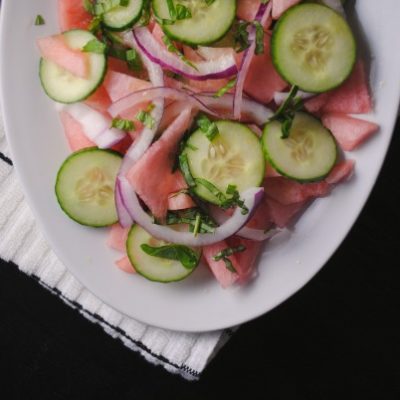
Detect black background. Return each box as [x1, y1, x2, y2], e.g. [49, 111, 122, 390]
[0, 119, 399, 399]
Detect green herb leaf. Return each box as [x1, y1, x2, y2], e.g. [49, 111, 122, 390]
[140, 243, 199, 270]
[254, 21, 264, 55]
[35, 15, 45, 26]
[197, 114, 219, 141]
[213, 78, 237, 98]
[176, 4, 192, 20]
[82, 38, 107, 54]
[111, 117, 135, 131]
[162, 35, 198, 70]
[166, 208, 218, 234]
[126, 48, 142, 71]
[213, 244, 246, 272]
[234, 21, 251, 53]
[166, 0, 177, 20]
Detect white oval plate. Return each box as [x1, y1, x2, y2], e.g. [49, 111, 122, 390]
[1, 0, 400, 332]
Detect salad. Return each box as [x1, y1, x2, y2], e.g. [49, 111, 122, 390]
[36, 0, 379, 288]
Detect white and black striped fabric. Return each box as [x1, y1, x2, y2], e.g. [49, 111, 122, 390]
[0, 110, 233, 380]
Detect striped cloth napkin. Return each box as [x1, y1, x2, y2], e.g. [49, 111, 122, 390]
[0, 111, 233, 380]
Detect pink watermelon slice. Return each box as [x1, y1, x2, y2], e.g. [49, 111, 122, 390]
[103, 70, 152, 103]
[37, 35, 89, 79]
[203, 241, 239, 288]
[264, 177, 330, 205]
[115, 256, 136, 274]
[246, 200, 273, 230]
[237, 0, 272, 30]
[106, 223, 130, 253]
[305, 61, 372, 115]
[272, 0, 301, 19]
[244, 34, 287, 104]
[167, 192, 196, 211]
[266, 197, 307, 228]
[227, 236, 263, 283]
[126, 108, 193, 220]
[326, 160, 355, 185]
[265, 162, 281, 178]
[58, 0, 92, 32]
[59, 111, 95, 152]
[84, 85, 112, 113]
[322, 113, 379, 151]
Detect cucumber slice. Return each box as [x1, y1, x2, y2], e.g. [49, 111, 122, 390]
[152, 0, 236, 45]
[40, 30, 107, 103]
[262, 112, 337, 182]
[55, 148, 122, 227]
[271, 4, 356, 93]
[126, 225, 201, 283]
[183, 121, 265, 204]
[102, 0, 144, 31]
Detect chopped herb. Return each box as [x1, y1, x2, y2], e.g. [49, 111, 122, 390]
[197, 114, 219, 141]
[254, 21, 264, 55]
[126, 48, 142, 71]
[185, 143, 198, 151]
[213, 78, 237, 98]
[166, 0, 177, 20]
[88, 16, 102, 33]
[137, 0, 152, 26]
[195, 179, 249, 215]
[176, 4, 192, 20]
[213, 245, 246, 272]
[111, 117, 135, 131]
[83, 0, 95, 14]
[35, 15, 45, 26]
[140, 243, 199, 270]
[162, 35, 198, 70]
[205, 0, 216, 5]
[270, 85, 303, 139]
[82, 38, 107, 54]
[136, 109, 155, 129]
[166, 208, 218, 234]
[234, 21, 251, 53]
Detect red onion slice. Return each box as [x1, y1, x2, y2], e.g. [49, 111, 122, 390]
[131, 28, 238, 81]
[197, 93, 273, 125]
[109, 87, 219, 120]
[119, 176, 265, 246]
[60, 103, 125, 149]
[273, 90, 315, 105]
[234, 1, 272, 119]
[115, 30, 165, 226]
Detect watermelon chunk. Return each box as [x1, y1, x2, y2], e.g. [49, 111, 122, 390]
[326, 160, 355, 185]
[237, 0, 272, 30]
[115, 256, 136, 274]
[272, 0, 301, 19]
[246, 200, 273, 230]
[244, 34, 287, 104]
[265, 162, 281, 178]
[305, 61, 372, 115]
[84, 85, 112, 113]
[322, 113, 379, 151]
[106, 223, 130, 253]
[264, 177, 330, 205]
[227, 236, 263, 283]
[59, 111, 95, 152]
[323, 61, 372, 114]
[58, 0, 92, 32]
[37, 35, 89, 79]
[126, 108, 193, 220]
[168, 192, 196, 211]
[103, 71, 152, 103]
[266, 197, 307, 228]
[203, 241, 239, 288]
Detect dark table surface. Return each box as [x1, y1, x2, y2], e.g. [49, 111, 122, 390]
[1, 119, 399, 399]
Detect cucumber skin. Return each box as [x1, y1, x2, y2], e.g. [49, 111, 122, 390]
[39, 30, 108, 104]
[151, 0, 237, 46]
[55, 148, 122, 228]
[261, 114, 338, 183]
[271, 3, 357, 93]
[102, 0, 145, 32]
[126, 225, 200, 283]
